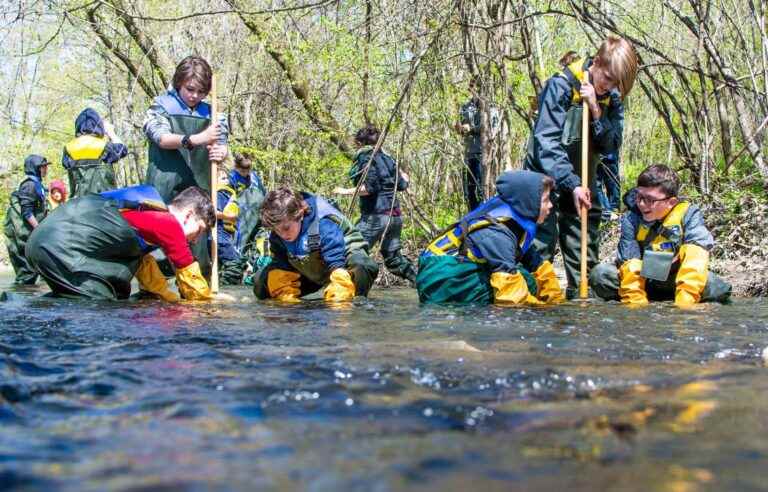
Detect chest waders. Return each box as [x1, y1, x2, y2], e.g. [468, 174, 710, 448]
[65, 135, 115, 198]
[417, 197, 537, 304]
[145, 98, 212, 277]
[235, 181, 266, 254]
[286, 200, 368, 287]
[25, 195, 147, 299]
[4, 177, 48, 284]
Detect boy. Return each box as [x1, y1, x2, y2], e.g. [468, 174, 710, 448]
[590, 164, 731, 307]
[253, 187, 379, 302]
[143, 55, 228, 276]
[25, 185, 218, 301]
[333, 124, 417, 285]
[215, 164, 245, 285]
[3, 155, 49, 285]
[230, 152, 267, 259]
[63, 108, 128, 197]
[524, 36, 637, 299]
[416, 170, 564, 305]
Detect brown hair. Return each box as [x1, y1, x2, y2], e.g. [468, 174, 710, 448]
[260, 186, 308, 228]
[558, 51, 580, 67]
[172, 56, 212, 94]
[234, 152, 253, 170]
[637, 164, 680, 198]
[354, 124, 380, 146]
[170, 186, 216, 229]
[541, 175, 555, 195]
[594, 36, 638, 99]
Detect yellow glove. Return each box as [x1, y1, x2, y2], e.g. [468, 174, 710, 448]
[618, 259, 649, 306]
[267, 269, 302, 302]
[675, 244, 709, 307]
[323, 268, 356, 302]
[490, 271, 543, 305]
[532, 261, 565, 304]
[135, 254, 180, 302]
[176, 261, 212, 301]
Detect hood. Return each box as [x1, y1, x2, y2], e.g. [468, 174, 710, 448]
[495, 170, 546, 222]
[623, 187, 639, 213]
[74, 108, 105, 137]
[49, 179, 68, 199]
[24, 154, 48, 178]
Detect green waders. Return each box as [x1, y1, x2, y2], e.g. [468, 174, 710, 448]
[68, 161, 117, 198]
[526, 101, 603, 299]
[590, 263, 732, 303]
[146, 113, 212, 277]
[416, 255, 537, 305]
[3, 184, 47, 285]
[25, 195, 144, 300]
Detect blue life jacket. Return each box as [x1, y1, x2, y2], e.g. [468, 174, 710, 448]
[100, 185, 168, 254]
[155, 90, 211, 118]
[422, 196, 537, 263]
[280, 194, 343, 259]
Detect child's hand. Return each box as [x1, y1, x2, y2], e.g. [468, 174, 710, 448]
[207, 143, 227, 162]
[579, 80, 598, 109]
[198, 123, 221, 145]
[573, 186, 592, 211]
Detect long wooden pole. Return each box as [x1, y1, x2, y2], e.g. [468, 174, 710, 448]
[210, 74, 219, 294]
[579, 99, 589, 299]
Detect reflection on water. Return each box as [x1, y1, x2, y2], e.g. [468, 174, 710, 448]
[1, 274, 767, 491]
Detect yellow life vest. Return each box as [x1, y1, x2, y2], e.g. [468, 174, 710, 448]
[636, 202, 690, 253]
[217, 183, 239, 234]
[562, 58, 612, 107]
[65, 135, 108, 164]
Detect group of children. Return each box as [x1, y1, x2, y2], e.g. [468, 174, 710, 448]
[4, 36, 732, 308]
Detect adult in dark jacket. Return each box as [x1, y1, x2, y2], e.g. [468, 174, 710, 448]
[455, 77, 485, 211]
[334, 124, 417, 284]
[523, 36, 638, 299]
[3, 155, 50, 284]
[63, 108, 128, 198]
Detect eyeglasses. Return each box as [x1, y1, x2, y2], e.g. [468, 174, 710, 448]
[636, 193, 670, 206]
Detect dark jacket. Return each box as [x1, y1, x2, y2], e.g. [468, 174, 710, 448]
[524, 58, 624, 194]
[617, 189, 714, 264]
[350, 147, 408, 215]
[62, 108, 128, 168]
[17, 155, 48, 221]
[459, 98, 483, 156]
[464, 170, 545, 274]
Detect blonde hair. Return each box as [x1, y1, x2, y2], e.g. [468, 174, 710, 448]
[594, 36, 638, 99]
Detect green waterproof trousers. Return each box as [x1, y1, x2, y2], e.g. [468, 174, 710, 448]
[589, 263, 732, 304]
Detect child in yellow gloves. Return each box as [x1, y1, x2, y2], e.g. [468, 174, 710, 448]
[417, 170, 564, 305]
[252, 186, 379, 302]
[26, 185, 224, 301]
[590, 164, 731, 307]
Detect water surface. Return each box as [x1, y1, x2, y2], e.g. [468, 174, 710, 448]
[1, 274, 767, 491]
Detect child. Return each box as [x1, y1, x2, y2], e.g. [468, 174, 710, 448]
[143, 55, 228, 277]
[63, 108, 128, 197]
[590, 164, 732, 307]
[253, 187, 379, 302]
[3, 155, 49, 285]
[26, 185, 218, 301]
[523, 36, 637, 299]
[215, 164, 245, 285]
[417, 170, 564, 305]
[333, 124, 417, 285]
[230, 152, 267, 258]
[48, 179, 68, 210]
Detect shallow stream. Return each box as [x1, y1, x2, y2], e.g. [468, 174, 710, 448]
[1, 274, 767, 491]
